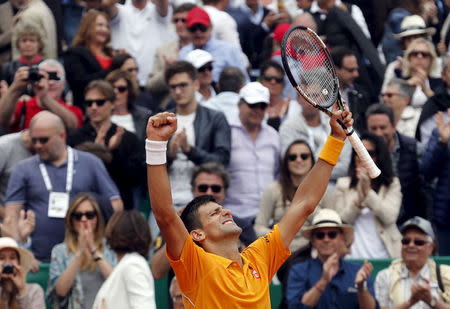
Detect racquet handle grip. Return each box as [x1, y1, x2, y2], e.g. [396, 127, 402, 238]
[346, 128, 381, 179]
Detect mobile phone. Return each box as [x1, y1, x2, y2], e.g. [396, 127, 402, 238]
[2, 264, 14, 274]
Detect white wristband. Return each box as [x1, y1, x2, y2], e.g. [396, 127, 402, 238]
[145, 139, 168, 165]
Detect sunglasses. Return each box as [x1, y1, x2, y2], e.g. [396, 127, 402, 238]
[173, 17, 186, 24]
[287, 153, 311, 161]
[85, 99, 107, 107]
[247, 102, 268, 110]
[262, 75, 284, 83]
[198, 65, 213, 73]
[114, 85, 128, 93]
[401, 237, 430, 246]
[197, 184, 223, 193]
[126, 67, 138, 73]
[31, 136, 50, 145]
[381, 92, 402, 98]
[313, 230, 340, 240]
[169, 82, 189, 91]
[409, 51, 431, 58]
[188, 24, 208, 33]
[72, 210, 97, 221]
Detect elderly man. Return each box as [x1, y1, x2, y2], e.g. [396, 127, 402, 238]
[286, 208, 376, 308]
[375, 216, 450, 308]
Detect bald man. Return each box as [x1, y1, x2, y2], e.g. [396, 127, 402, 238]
[4, 111, 123, 262]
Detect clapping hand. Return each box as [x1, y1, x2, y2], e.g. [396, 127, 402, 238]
[322, 253, 339, 283]
[435, 109, 450, 144]
[355, 260, 373, 288]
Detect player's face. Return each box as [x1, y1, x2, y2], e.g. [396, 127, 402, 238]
[311, 227, 346, 260]
[192, 173, 226, 205]
[367, 114, 396, 150]
[196, 202, 241, 242]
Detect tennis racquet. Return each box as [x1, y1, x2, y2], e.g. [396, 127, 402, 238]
[281, 25, 381, 178]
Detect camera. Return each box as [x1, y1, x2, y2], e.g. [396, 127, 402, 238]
[2, 264, 14, 274]
[28, 65, 42, 82]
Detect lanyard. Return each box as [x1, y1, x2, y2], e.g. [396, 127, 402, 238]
[39, 147, 74, 193]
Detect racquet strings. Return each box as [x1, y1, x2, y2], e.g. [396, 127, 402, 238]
[283, 29, 338, 109]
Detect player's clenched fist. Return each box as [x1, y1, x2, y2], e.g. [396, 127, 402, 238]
[146, 112, 177, 141]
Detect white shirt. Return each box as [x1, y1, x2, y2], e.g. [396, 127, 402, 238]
[204, 5, 242, 49]
[111, 114, 136, 133]
[110, 0, 175, 86]
[203, 91, 240, 123]
[396, 106, 421, 139]
[93, 253, 156, 309]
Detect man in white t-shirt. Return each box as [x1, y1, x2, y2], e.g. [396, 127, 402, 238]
[102, 0, 176, 87]
[164, 61, 231, 207]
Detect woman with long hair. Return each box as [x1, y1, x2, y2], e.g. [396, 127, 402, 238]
[47, 193, 116, 309]
[0, 237, 45, 308]
[254, 140, 332, 252]
[334, 132, 402, 259]
[63, 10, 114, 108]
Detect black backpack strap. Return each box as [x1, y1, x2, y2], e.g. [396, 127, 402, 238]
[437, 263, 445, 292]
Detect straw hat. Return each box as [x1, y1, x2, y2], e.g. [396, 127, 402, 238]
[301, 209, 354, 245]
[0, 237, 34, 272]
[393, 15, 436, 39]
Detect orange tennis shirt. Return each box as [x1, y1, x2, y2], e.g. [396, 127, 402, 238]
[167, 224, 291, 308]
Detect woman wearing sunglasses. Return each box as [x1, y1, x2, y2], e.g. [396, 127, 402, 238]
[254, 139, 333, 252]
[334, 132, 402, 259]
[47, 193, 116, 309]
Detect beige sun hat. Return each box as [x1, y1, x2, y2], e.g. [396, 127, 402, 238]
[0, 237, 34, 272]
[301, 209, 354, 246]
[393, 15, 436, 40]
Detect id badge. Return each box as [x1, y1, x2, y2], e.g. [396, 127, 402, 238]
[48, 192, 69, 218]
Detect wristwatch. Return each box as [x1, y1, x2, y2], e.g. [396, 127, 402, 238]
[430, 296, 437, 308]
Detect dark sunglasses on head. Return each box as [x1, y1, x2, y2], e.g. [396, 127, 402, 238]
[401, 237, 430, 246]
[287, 153, 311, 161]
[409, 51, 431, 58]
[85, 99, 107, 107]
[31, 137, 50, 145]
[197, 184, 223, 193]
[247, 102, 268, 110]
[114, 85, 128, 93]
[188, 24, 208, 33]
[262, 75, 284, 83]
[72, 210, 97, 221]
[313, 230, 340, 240]
[198, 64, 213, 73]
[173, 17, 186, 23]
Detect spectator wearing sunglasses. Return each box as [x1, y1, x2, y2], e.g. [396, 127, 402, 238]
[48, 193, 116, 309]
[186, 49, 216, 106]
[224, 81, 280, 246]
[0, 59, 83, 134]
[334, 132, 402, 259]
[255, 139, 333, 252]
[68, 80, 145, 210]
[179, 7, 249, 84]
[4, 111, 122, 263]
[286, 208, 377, 309]
[375, 217, 450, 308]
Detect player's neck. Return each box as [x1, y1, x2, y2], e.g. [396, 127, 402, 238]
[206, 241, 243, 266]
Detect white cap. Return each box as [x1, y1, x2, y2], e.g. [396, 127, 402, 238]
[186, 49, 213, 69]
[239, 82, 270, 104]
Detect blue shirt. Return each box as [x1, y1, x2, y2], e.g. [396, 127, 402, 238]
[179, 38, 249, 82]
[286, 258, 376, 309]
[5, 149, 120, 262]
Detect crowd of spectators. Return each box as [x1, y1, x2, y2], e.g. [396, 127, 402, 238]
[0, 0, 449, 307]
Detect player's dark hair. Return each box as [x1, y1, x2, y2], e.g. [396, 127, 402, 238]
[180, 195, 216, 233]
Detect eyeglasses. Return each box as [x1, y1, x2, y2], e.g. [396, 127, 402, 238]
[313, 230, 341, 240]
[341, 66, 359, 73]
[409, 51, 431, 58]
[262, 75, 284, 83]
[85, 99, 107, 107]
[172, 17, 186, 24]
[247, 102, 268, 110]
[188, 24, 208, 33]
[198, 65, 213, 73]
[287, 153, 311, 161]
[72, 210, 97, 221]
[380, 92, 402, 98]
[114, 85, 128, 93]
[31, 136, 50, 145]
[126, 67, 139, 73]
[197, 184, 223, 193]
[169, 82, 189, 91]
[401, 237, 430, 246]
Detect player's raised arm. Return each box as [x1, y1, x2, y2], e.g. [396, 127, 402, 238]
[278, 104, 353, 248]
[146, 112, 188, 259]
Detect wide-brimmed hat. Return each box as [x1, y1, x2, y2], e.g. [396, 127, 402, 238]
[302, 209, 354, 245]
[393, 15, 436, 39]
[0, 237, 34, 272]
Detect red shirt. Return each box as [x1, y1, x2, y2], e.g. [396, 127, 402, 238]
[11, 97, 84, 132]
[95, 54, 112, 70]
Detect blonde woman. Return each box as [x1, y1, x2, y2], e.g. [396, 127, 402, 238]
[47, 193, 116, 309]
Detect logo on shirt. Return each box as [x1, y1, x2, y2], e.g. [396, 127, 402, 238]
[252, 269, 260, 279]
[263, 235, 270, 243]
